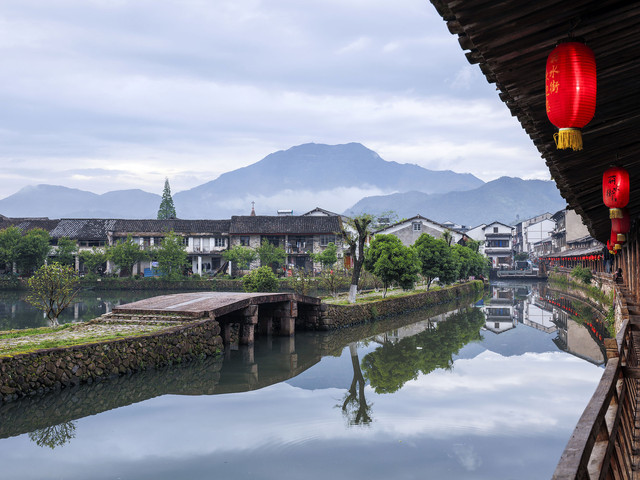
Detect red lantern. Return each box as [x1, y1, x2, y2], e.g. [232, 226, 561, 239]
[611, 207, 630, 242]
[610, 231, 622, 250]
[546, 41, 596, 151]
[603, 166, 630, 218]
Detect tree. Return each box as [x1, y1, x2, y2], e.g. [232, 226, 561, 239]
[414, 234, 457, 290]
[0, 226, 22, 272]
[257, 239, 286, 273]
[363, 234, 420, 296]
[242, 265, 279, 292]
[319, 268, 349, 297]
[28, 422, 77, 449]
[107, 235, 149, 277]
[223, 245, 258, 273]
[157, 177, 177, 220]
[342, 214, 374, 304]
[310, 242, 338, 270]
[442, 229, 454, 247]
[79, 247, 108, 276]
[26, 262, 80, 326]
[16, 228, 51, 275]
[55, 237, 77, 267]
[339, 343, 372, 425]
[154, 231, 188, 280]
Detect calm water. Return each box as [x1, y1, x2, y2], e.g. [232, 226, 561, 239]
[0, 282, 604, 479]
[0, 289, 168, 330]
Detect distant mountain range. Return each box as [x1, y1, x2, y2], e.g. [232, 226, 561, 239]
[0, 142, 565, 225]
[344, 176, 566, 227]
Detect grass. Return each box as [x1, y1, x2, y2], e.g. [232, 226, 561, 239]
[0, 324, 73, 340]
[0, 330, 160, 357]
[0, 321, 174, 358]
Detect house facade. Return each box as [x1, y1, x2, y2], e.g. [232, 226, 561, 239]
[373, 215, 464, 247]
[229, 215, 343, 274]
[467, 221, 514, 268]
[0, 214, 345, 276]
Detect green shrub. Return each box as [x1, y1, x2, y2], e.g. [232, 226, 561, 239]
[242, 266, 279, 292]
[571, 265, 593, 285]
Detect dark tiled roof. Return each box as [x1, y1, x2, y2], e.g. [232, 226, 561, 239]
[0, 218, 61, 234]
[111, 219, 231, 235]
[50, 219, 116, 240]
[230, 216, 342, 235]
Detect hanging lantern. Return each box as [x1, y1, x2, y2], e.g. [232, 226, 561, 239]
[611, 207, 631, 242]
[545, 40, 597, 150]
[610, 231, 620, 250]
[603, 166, 630, 218]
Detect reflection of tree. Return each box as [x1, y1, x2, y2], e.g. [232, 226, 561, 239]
[340, 343, 372, 426]
[28, 421, 76, 449]
[362, 308, 485, 394]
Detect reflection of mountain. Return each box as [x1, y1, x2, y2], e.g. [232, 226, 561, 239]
[361, 308, 486, 394]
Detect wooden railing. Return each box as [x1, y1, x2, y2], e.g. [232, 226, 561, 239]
[553, 285, 639, 479]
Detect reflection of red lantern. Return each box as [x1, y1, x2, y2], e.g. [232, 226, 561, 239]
[546, 41, 596, 150]
[603, 167, 630, 218]
[611, 207, 631, 242]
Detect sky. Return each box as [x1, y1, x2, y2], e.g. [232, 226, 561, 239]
[0, 0, 549, 200]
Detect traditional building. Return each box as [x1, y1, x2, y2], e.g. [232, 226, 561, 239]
[373, 215, 464, 247]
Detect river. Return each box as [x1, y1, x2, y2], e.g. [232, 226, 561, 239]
[0, 282, 604, 479]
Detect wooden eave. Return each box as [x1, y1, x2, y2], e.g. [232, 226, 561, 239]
[430, 0, 640, 242]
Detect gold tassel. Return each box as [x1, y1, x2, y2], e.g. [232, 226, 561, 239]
[610, 208, 623, 219]
[553, 128, 583, 151]
[617, 233, 626, 242]
[614, 244, 622, 250]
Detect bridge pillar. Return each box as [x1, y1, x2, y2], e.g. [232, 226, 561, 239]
[239, 305, 258, 345]
[279, 301, 297, 336]
[223, 323, 232, 345]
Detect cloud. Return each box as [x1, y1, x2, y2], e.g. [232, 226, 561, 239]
[0, 0, 550, 201]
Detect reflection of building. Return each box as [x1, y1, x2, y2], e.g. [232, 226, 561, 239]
[523, 299, 557, 333]
[372, 312, 451, 344]
[553, 310, 604, 366]
[481, 286, 515, 333]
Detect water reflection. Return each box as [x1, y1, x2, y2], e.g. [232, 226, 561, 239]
[0, 290, 173, 330]
[0, 284, 606, 479]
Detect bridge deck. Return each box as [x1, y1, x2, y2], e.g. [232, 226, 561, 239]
[112, 292, 320, 318]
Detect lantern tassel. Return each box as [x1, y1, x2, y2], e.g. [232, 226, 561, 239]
[554, 128, 583, 151]
[610, 208, 623, 219]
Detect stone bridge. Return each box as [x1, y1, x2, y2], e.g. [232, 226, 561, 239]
[111, 292, 322, 345]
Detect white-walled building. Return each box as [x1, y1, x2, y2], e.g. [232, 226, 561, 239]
[373, 215, 464, 246]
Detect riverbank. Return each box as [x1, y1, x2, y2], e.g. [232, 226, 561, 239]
[0, 280, 483, 402]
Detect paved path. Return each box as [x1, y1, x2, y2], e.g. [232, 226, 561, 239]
[112, 292, 320, 318]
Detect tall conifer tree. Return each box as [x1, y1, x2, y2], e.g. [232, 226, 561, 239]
[157, 178, 177, 219]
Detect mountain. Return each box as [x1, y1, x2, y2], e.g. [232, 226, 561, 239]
[344, 177, 567, 227]
[173, 143, 484, 217]
[0, 185, 160, 219]
[0, 143, 485, 219]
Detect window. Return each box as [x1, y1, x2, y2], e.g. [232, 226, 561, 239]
[412, 222, 421, 232]
[193, 238, 201, 251]
[493, 227, 499, 233]
[320, 235, 336, 246]
[240, 236, 250, 246]
[202, 238, 210, 251]
[215, 237, 225, 247]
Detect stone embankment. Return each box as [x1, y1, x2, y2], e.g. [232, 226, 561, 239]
[317, 281, 483, 330]
[0, 317, 222, 402]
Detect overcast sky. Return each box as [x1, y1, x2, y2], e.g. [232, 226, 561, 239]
[0, 0, 549, 199]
